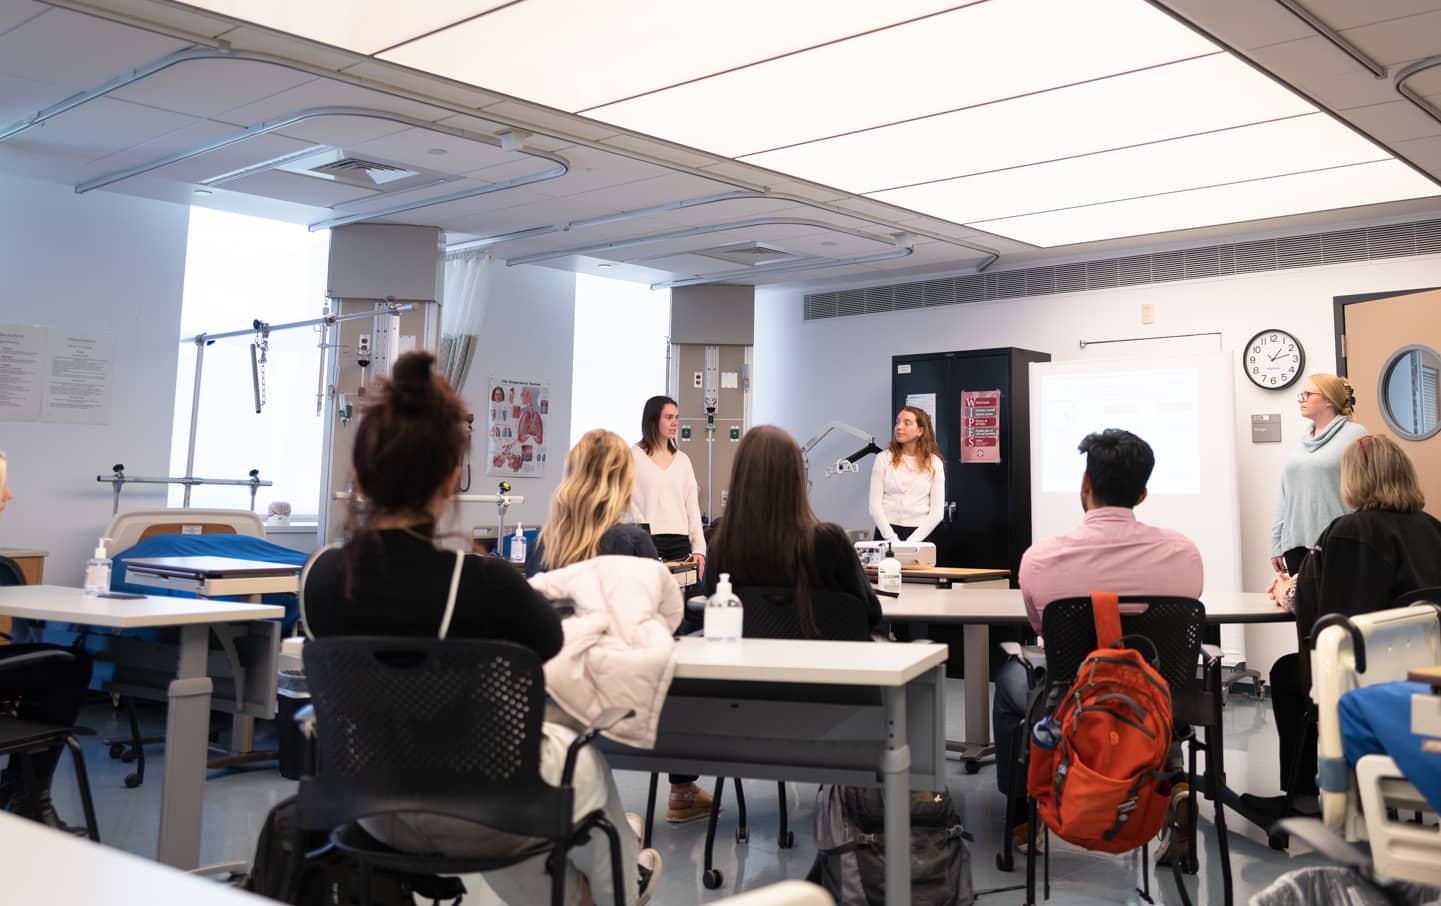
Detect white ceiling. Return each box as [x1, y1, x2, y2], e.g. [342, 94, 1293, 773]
[0, 0, 1438, 291]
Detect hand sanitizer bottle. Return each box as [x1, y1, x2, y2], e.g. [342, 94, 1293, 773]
[509, 524, 527, 564]
[84, 537, 112, 596]
[878, 543, 902, 595]
[705, 572, 744, 642]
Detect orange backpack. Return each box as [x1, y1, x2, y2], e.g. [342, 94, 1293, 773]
[1025, 592, 1174, 854]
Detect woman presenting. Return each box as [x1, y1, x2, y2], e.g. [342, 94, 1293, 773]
[869, 405, 946, 544]
[630, 394, 712, 823]
[631, 395, 705, 577]
[1270, 374, 1366, 575]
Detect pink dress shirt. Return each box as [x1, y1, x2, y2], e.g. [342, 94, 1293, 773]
[1019, 506, 1204, 632]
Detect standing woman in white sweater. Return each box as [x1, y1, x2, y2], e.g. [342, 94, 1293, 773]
[869, 405, 946, 545]
[630, 394, 713, 822]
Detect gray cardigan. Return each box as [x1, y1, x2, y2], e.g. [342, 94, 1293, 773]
[1270, 415, 1368, 555]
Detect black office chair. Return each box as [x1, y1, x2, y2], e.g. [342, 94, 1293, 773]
[647, 586, 875, 889]
[299, 637, 634, 906]
[0, 647, 101, 841]
[1000, 595, 1233, 906]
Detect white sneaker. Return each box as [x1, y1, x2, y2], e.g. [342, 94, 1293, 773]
[637, 848, 663, 906]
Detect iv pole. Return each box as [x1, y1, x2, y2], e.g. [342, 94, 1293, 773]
[141, 302, 414, 508]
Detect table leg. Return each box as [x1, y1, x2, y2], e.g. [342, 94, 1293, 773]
[882, 685, 912, 904]
[157, 624, 213, 869]
[943, 623, 994, 768]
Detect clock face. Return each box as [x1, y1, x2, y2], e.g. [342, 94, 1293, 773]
[1245, 329, 1305, 389]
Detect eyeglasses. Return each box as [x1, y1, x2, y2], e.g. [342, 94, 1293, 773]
[1296, 391, 1320, 402]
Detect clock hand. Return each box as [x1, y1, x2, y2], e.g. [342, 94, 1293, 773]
[1269, 347, 1283, 361]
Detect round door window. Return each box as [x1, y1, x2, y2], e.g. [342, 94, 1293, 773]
[1379, 344, 1441, 441]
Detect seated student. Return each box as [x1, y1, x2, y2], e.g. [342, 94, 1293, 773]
[1249, 434, 1441, 821]
[993, 429, 1203, 862]
[300, 353, 659, 906]
[526, 429, 658, 578]
[704, 425, 883, 637]
[0, 452, 94, 832]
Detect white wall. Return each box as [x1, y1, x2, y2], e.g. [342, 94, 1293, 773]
[755, 252, 1441, 670]
[457, 263, 577, 534]
[0, 173, 190, 583]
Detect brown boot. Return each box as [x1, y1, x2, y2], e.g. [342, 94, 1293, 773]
[666, 783, 717, 824]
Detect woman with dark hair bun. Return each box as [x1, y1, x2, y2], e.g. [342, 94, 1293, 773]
[301, 352, 660, 906]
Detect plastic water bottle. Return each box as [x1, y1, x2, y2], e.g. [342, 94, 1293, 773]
[878, 543, 902, 595]
[705, 572, 743, 642]
[1032, 716, 1062, 750]
[509, 524, 527, 564]
[84, 537, 112, 596]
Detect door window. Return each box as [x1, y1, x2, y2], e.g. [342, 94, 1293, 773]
[1379, 344, 1441, 440]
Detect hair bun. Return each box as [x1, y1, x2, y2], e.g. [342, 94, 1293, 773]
[389, 351, 437, 413]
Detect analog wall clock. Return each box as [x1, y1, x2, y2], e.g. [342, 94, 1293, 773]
[1244, 329, 1305, 389]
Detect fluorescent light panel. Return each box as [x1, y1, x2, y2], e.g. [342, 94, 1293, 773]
[174, 1, 510, 54]
[380, 0, 967, 113]
[583, 0, 1217, 158]
[870, 115, 1387, 224]
[743, 55, 1310, 194]
[968, 161, 1440, 246]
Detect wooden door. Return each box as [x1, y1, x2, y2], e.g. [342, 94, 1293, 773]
[1343, 288, 1441, 517]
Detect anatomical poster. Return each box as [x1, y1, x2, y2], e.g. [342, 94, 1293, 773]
[486, 376, 548, 476]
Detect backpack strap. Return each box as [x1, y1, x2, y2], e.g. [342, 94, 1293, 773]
[1091, 591, 1122, 649]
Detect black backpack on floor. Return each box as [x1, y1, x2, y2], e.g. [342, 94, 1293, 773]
[811, 784, 974, 906]
[244, 796, 466, 906]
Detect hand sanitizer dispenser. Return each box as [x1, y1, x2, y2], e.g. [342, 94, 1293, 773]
[84, 537, 112, 596]
[509, 524, 527, 564]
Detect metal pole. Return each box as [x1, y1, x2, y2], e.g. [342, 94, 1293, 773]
[184, 336, 208, 507]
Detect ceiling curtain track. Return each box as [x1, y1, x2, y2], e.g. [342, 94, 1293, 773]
[439, 250, 492, 391]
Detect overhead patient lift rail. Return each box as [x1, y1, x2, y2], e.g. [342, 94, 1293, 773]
[96, 464, 271, 515]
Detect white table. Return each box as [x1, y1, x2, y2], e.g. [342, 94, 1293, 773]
[122, 555, 301, 766]
[599, 636, 948, 905]
[0, 585, 284, 870]
[122, 556, 301, 599]
[883, 586, 1293, 767]
[1, 811, 271, 904]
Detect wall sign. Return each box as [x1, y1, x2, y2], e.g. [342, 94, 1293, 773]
[960, 389, 1001, 463]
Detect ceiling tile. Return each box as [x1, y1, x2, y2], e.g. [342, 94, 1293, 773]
[221, 76, 457, 129]
[109, 57, 317, 118]
[142, 132, 315, 184]
[1342, 9, 1441, 66]
[1345, 100, 1441, 142]
[476, 101, 625, 144]
[340, 60, 510, 111]
[4, 96, 199, 163]
[345, 125, 516, 174]
[221, 168, 382, 206]
[0, 1, 44, 38]
[0, 7, 188, 90]
[0, 71, 75, 124]
[380, 0, 963, 112]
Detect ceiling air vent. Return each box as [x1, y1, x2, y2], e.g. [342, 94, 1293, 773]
[309, 157, 418, 186]
[691, 242, 806, 267]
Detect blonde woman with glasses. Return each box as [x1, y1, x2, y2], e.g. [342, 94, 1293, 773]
[526, 429, 659, 577]
[1269, 373, 1367, 575]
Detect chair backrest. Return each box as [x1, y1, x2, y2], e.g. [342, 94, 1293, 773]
[300, 636, 569, 839]
[1039, 595, 1205, 697]
[736, 585, 873, 642]
[1313, 604, 1441, 836]
[1392, 586, 1441, 608]
[0, 556, 26, 587]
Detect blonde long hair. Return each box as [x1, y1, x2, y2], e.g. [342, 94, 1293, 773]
[540, 429, 636, 569]
[886, 406, 942, 477]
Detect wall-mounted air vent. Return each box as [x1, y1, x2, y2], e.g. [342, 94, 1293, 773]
[804, 217, 1441, 321]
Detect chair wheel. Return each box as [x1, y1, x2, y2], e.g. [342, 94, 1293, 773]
[1268, 831, 1289, 851]
[124, 773, 141, 789]
[108, 743, 125, 759]
[964, 759, 981, 775]
[735, 827, 749, 844]
[779, 830, 795, 849]
[703, 869, 723, 889]
[996, 851, 1014, 872]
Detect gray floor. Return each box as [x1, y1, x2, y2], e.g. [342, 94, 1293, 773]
[46, 678, 1333, 904]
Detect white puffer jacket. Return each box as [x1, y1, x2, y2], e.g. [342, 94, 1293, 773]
[529, 555, 683, 748]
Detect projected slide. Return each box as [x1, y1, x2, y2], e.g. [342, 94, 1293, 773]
[1038, 368, 1201, 495]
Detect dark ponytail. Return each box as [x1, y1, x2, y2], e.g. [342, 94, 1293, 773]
[342, 351, 469, 595]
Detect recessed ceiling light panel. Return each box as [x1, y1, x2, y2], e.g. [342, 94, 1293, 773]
[174, 0, 511, 54]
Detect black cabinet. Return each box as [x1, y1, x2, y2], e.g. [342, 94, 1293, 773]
[891, 347, 1050, 583]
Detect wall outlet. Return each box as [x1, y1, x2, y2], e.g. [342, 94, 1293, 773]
[1141, 303, 1155, 325]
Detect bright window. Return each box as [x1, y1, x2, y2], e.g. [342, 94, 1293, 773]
[570, 274, 670, 449]
[169, 208, 330, 517]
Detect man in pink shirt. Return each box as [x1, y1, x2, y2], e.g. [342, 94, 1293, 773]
[995, 429, 1203, 859]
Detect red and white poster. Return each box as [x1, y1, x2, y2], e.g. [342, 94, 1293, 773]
[960, 389, 1001, 463]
